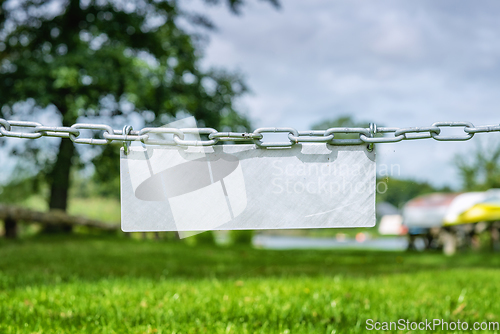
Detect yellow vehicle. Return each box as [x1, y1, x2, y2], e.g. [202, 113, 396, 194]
[444, 190, 500, 226]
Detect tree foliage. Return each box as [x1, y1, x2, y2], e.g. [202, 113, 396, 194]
[455, 139, 500, 191]
[0, 0, 278, 212]
[0, 0, 252, 129]
[377, 176, 450, 208]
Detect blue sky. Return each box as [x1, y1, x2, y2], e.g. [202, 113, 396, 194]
[188, 0, 500, 188]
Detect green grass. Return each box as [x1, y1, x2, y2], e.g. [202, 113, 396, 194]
[1, 236, 500, 333]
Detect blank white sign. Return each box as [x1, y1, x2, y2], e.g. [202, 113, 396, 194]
[120, 144, 376, 232]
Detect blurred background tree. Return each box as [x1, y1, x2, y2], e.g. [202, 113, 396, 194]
[455, 139, 500, 191]
[377, 177, 451, 208]
[0, 0, 279, 230]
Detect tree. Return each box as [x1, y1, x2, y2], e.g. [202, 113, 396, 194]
[0, 0, 278, 225]
[454, 139, 500, 191]
[376, 177, 450, 208]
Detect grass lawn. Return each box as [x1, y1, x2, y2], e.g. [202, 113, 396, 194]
[0, 235, 500, 333]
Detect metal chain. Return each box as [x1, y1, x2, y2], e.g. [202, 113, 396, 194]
[1, 118, 499, 148]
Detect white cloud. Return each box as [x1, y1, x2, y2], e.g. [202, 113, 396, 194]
[185, 0, 500, 187]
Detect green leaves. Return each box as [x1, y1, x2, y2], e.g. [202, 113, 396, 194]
[0, 0, 258, 205]
[52, 66, 79, 89]
[454, 140, 500, 191]
[0, 0, 250, 131]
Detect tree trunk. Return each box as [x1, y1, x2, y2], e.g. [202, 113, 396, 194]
[4, 217, 17, 238]
[43, 101, 77, 233]
[45, 137, 75, 233]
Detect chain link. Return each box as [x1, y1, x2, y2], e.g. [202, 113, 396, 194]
[0, 120, 44, 139]
[430, 121, 475, 141]
[1, 118, 499, 148]
[253, 127, 299, 147]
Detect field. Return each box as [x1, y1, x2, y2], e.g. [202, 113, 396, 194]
[1, 236, 500, 333]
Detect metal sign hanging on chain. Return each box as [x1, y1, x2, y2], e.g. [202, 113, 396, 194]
[120, 143, 376, 234]
[3, 117, 500, 234]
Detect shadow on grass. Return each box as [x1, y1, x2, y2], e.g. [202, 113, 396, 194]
[0, 234, 499, 289]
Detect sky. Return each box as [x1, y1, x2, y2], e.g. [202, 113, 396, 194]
[185, 0, 500, 188]
[1, 0, 500, 189]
